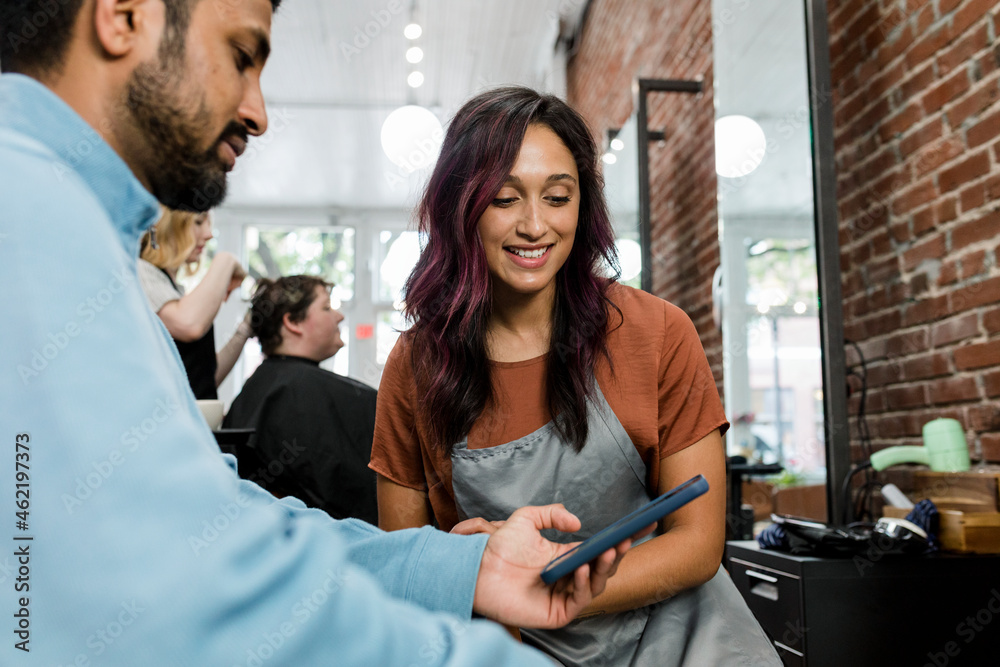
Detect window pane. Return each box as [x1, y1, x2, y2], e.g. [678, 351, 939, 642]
[245, 226, 355, 303]
[377, 230, 422, 304]
[377, 309, 410, 366]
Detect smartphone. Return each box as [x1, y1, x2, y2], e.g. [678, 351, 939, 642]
[539, 474, 709, 584]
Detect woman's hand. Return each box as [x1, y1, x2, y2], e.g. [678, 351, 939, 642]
[226, 262, 247, 300]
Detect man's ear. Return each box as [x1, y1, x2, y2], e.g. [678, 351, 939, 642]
[93, 0, 163, 58]
[282, 312, 304, 336]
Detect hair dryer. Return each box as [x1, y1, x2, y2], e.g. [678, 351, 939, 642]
[870, 418, 970, 472]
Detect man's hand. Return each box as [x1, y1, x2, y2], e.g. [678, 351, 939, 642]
[470, 504, 647, 629]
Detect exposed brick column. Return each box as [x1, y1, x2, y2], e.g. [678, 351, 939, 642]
[828, 0, 1000, 462]
[567, 0, 722, 394]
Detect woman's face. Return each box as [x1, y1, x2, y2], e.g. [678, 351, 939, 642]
[186, 214, 214, 263]
[477, 124, 580, 303]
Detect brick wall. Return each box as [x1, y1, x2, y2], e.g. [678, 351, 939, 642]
[829, 0, 1000, 462]
[566, 0, 723, 391]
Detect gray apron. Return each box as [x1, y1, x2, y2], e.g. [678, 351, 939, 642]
[451, 382, 781, 666]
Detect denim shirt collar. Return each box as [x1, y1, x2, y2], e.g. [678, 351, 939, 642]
[0, 73, 161, 244]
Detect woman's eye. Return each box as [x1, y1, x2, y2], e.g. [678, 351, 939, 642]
[492, 198, 518, 207]
[548, 196, 572, 204]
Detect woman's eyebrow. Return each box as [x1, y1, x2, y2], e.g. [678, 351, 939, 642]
[503, 174, 578, 184]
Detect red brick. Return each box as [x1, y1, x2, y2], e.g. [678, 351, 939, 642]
[913, 137, 965, 178]
[932, 312, 980, 346]
[887, 328, 931, 357]
[900, 118, 943, 158]
[935, 197, 958, 224]
[876, 413, 924, 438]
[951, 0, 998, 40]
[866, 255, 902, 285]
[939, 23, 989, 74]
[983, 369, 1000, 396]
[984, 306, 1000, 333]
[910, 272, 931, 296]
[961, 249, 987, 278]
[959, 180, 987, 212]
[871, 228, 893, 256]
[904, 294, 950, 326]
[951, 276, 1000, 312]
[868, 360, 905, 387]
[952, 211, 1000, 249]
[900, 64, 937, 102]
[880, 22, 916, 65]
[922, 68, 971, 115]
[907, 24, 950, 69]
[948, 76, 1000, 127]
[886, 384, 929, 409]
[902, 233, 947, 271]
[879, 102, 924, 141]
[938, 151, 992, 193]
[981, 433, 1000, 462]
[939, 260, 960, 286]
[930, 376, 980, 404]
[913, 207, 936, 237]
[903, 351, 952, 380]
[966, 107, 1000, 149]
[966, 404, 1000, 431]
[892, 178, 939, 215]
[954, 338, 1000, 369]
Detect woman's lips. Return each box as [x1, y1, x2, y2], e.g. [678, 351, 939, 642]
[504, 245, 552, 269]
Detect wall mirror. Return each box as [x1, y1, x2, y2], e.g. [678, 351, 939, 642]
[711, 0, 848, 522]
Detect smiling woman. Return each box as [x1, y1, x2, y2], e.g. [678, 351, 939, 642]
[370, 86, 781, 666]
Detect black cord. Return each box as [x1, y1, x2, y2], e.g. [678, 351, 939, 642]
[841, 461, 873, 525]
[845, 339, 875, 521]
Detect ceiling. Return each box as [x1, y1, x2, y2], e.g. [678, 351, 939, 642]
[225, 0, 584, 212]
[224, 0, 815, 226]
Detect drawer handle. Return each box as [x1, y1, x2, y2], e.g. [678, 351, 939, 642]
[746, 570, 778, 584]
[751, 582, 779, 601]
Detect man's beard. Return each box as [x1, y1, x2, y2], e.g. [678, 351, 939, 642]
[123, 57, 245, 212]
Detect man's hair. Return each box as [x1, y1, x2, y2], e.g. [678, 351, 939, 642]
[0, 0, 282, 76]
[250, 275, 332, 356]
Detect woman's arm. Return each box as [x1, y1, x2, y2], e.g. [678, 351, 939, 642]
[377, 474, 433, 530]
[214, 311, 252, 387]
[157, 252, 241, 342]
[577, 428, 727, 616]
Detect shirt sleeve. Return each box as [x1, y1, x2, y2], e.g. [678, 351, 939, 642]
[657, 300, 730, 458]
[369, 337, 430, 489]
[0, 143, 551, 666]
[137, 257, 182, 313]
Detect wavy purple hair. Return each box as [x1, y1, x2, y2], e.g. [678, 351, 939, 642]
[404, 86, 621, 452]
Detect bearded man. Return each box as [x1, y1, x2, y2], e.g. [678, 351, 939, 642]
[0, 1, 636, 664]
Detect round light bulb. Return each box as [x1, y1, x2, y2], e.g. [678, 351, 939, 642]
[610, 138, 624, 151]
[602, 152, 617, 165]
[380, 105, 443, 169]
[714, 115, 767, 178]
[407, 71, 424, 88]
[404, 23, 422, 39]
[406, 46, 424, 63]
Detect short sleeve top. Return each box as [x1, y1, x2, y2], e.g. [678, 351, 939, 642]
[369, 283, 729, 530]
[138, 258, 183, 313]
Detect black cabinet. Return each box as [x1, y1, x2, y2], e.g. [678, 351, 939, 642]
[725, 540, 1000, 667]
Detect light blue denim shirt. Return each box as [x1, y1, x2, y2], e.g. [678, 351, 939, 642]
[0, 74, 547, 666]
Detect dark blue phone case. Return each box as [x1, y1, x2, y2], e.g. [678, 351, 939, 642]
[539, 474, 709, 584]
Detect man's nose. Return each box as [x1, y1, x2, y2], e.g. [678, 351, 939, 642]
[239, 76, 268, 137]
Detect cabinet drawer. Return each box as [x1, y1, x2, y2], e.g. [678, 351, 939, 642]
[728, 557, 806, 656]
